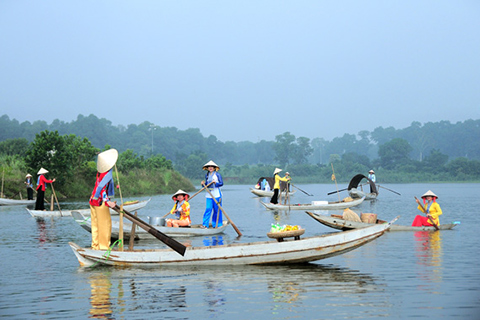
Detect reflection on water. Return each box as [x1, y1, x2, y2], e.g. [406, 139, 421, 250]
[89, 272, 114, 319]
[203, 235, 224, 246]
[204, 280, 226, 314]
[414, 231, 443, 283]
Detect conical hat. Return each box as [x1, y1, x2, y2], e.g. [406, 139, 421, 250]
[172, 189, 190, 200]
[273, 168, 282, 175]
[37, 168, 48, 175]
[421, 190, 438, 198]
[25, 173, 32, 178]
[97, 149, 118, 173]
[202, 160, 219, 171]
[369, 170, 375, 174]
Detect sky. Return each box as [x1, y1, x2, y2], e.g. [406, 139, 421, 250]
[1, 1, 479, 143]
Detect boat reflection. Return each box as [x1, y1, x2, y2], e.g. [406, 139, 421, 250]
[89, 272, 114, 319]
[414, 231, 443, 283]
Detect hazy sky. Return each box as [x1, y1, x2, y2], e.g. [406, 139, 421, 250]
[1, 1, 479, 142]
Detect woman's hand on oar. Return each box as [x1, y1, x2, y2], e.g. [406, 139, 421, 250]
[414, 196, 439, 230]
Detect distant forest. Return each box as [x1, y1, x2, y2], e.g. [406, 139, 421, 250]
[1, 114, 479, 183]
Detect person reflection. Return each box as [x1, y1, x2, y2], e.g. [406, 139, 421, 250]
[204, 280, 226, 313]
[414, 231, 443, 282]
[203, 235, 224, 247]
[36, 219, 47, 243]
[89, 272, 114, 319]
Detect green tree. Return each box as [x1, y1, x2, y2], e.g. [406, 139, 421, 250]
[378, 138, 413, 169]
[0, 138, 29, 156]
[291, 137, 313, 164]
[273, 132, 296, 167]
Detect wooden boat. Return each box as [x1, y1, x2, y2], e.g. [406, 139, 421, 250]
[0, 198, 36, 206]
[250, 188, 296, 198]
[306, 211, 458, 231]
[261, 196, 365, 211]
[348, 188, 377, 201]
[347, 174, 378, 200]
[72, 210, 228, 239]
[26, 199, 151, 218]
[69, 217, 396, 267]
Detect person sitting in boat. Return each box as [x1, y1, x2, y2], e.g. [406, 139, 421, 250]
[25, 173, 34, 200]
[89, 149, 118, 250]
[166, 189, 191, 228]
[270, 168, 291, 204]
[412, 190, 442, 227]
[35, 168, 56, 210]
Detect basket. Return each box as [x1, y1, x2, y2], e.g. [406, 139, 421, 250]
[361, 213, 377, 224]
[267, 228, 305, 239]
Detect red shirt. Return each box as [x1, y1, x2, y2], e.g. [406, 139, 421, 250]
[36, 175, 53, 191]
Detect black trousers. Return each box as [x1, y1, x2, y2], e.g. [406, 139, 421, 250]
[270, 188, 280, 204]
[35, 189, 45, 210]
[27, 188, 34, 200]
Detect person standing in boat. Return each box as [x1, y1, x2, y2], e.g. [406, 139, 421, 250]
[270, 168, 291, 205]
[368, 170, 376, 193]
[412, 190, 442, 227]
[35, 168, 56, 210]
[89, 149, 118, 250]
[25, 173, 34, 200]
[201, 160, 223, 228]
[166, 189, 191, 228]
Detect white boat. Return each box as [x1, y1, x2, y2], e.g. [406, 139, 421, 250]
[72, 210, 228, 239]
[26, 199, 151, 218]
[0, 198, 36, 206]
[69, 217, 396, 267]
[348, 188, 378, 201]
[306, 211, 458, 231]
[250, 188, 295, 198]
[261, 197, 365, 211]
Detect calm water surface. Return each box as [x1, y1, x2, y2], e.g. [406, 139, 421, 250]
[1, 183, 479, 319]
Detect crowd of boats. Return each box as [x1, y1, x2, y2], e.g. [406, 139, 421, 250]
[1, 173, 458, 268]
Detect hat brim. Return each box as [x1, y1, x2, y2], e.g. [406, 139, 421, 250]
[97, 149, 119, 173]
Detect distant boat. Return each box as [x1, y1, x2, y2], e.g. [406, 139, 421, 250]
[347, 174, 378, 200]
[0, 198, 36, 206]
[250, 176, 294, 197]
[26, 199, 151, 218]
[261, 197, 365, 211]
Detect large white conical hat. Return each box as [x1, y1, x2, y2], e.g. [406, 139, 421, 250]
[202, 160, 219, 171]
[97, 149, 118, 173]
[172, 189, 190, 200]
[37, 168, 49, 175]
[421, 190, 438, 198]
[273, 168, 282, 175]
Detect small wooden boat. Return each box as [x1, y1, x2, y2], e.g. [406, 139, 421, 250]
[26, 199, 151, 218]
[306, 211, 458, 231]
[0, 198, 36, 206]
[347, 174, 378, 200]
[69, 217, 396, 267]
[349, 188, 377, 201]
[72, 210, 228, 239]
[261, 197, 365, 211]
[250, 188, 296, 198]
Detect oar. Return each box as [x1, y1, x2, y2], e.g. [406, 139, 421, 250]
[327, 186, 348, 195]
[414, 196, 439, 230]
[203, 186, 242, 237]
[113, 205, 187, 256]
[290, 183, 313, 196]
[161, 182, 214, 219]
[377, 185, 401, 196]
[50, 183, 62, 215]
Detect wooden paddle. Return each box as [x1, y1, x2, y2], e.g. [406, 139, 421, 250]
[378, 185, 401, 196]
[414, 196, 439, 230]
[113, 205, 187, 256]
[162, 182, 214, 219]
[290, 183, 313, 196]
[203, 186, 242, 237]
[50, 183, 62, 215]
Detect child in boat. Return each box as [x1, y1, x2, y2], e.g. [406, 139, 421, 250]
[412, 190, 442, 227]
[166, 190, 191, 228]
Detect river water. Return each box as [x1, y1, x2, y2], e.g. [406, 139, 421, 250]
[1, 183, 479, 319]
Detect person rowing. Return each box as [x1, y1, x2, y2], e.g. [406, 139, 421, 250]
[412, 190, 442, 228]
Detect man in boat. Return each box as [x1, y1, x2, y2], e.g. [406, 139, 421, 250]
[201, 160, 223, 228]
[368, 170, 376, 193]
[270, 168, 291, 204]
[89, 149, 118, 250]
[412, 190, 442, 227]
[166, 189, 191, 228]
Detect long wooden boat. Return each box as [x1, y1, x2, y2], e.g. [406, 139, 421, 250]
[72, 210, 228, 239]
[26, 199, 151, 218]
[0, 198, 36, 206]
[69, 217, 396, 267]
[261, 196, 365, 211]
[250, 188, 296, 198]
[306, 211, 458, 231]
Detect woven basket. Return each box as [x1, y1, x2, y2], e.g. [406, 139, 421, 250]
[267, 228, 305, 239]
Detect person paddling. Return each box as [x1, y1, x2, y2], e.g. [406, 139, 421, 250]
[412, 190, 442, 227]
[166, 189, 191, 228]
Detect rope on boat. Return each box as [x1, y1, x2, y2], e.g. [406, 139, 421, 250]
[87, 239, 123, 268]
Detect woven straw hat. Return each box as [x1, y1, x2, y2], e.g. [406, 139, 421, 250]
[25, 173, 32, 178]
[273, 168, 282, 175]
[37, 168, 48, 175]
[369, 170, 375, 174]
[97, 149, 118, 173]
[202, 160, 219, 171]
[421, 190, 438, 198]
[172, 189, 190, 201]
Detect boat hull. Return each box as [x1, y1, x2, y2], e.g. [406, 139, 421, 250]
[348, 188, 377, 200]
[0, 198, 36, 206]
[250, 188, 295, 198]
[69, 220, 393, 267]
[261, 197, 365, 211]
[307, 211, 457, 231]
[26, 199, 151, 218]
